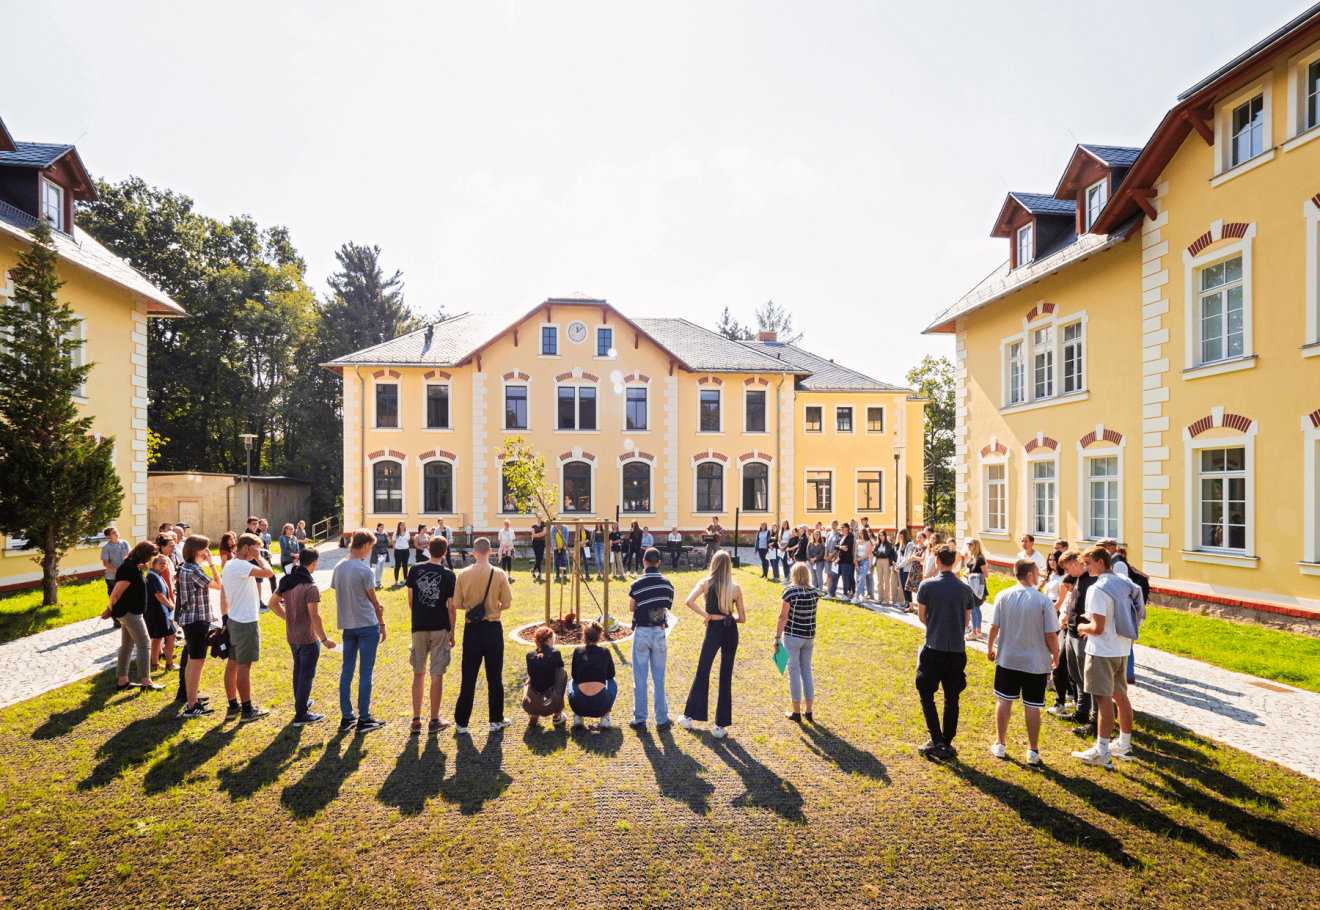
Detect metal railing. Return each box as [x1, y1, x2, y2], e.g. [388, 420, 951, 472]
[310, 516, 341, 545]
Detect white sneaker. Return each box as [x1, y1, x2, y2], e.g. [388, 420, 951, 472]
[599, 715, 613, 729]
[1071, 745, 1113, 769]
[675, 715, 692, 729]
[488, 720, 510, 733]
[552, 712, 567, 725]
[1046, 705, 1067, 717]
[711, 725, 728, 739]
[1110, 741, 1134, 761]
[1026, 749, 1042, 765]
[455, 726, 469, 735]
[990, 742, 1008, 759]
[572, 715, 585, 728]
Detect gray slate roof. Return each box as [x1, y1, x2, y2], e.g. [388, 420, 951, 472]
[321, 312, 509, 367]
[739, 341, 909, 392]
[1079, 144, 1142, 168]
[0, 142, 75, 169]
[1009, 192, 1075, 216]
[630, 317, 786, 373]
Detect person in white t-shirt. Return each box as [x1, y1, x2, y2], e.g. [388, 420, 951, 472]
[498, 520, 517, 580]
[1072, 546, 1136, 769]
[1017, 534, 1047, 574]
[221, 533, 275, 721]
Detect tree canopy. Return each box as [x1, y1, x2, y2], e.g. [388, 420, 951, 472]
[714, 300, 802, 344]
[906, 355, 955, 527]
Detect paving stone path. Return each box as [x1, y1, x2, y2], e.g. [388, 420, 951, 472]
[3, 544, 1318, 780]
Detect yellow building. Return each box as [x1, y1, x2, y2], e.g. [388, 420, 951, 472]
[325, 298, 925, 538]
[0, 116, 185, 592]
[925, 7, 1320, 626]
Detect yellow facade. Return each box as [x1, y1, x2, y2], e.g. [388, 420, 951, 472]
[335, 301, 925, 537]
[935, 17, 1320, 619]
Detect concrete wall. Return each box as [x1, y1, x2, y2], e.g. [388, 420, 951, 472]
[147, 474, 311, 543]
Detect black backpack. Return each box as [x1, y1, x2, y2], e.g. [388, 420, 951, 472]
[1126, 564, 1151, 604]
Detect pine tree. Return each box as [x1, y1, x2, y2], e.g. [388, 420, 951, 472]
[752, 299, 803, 344]
[715, 306, 752, 340]
[0, 221, 124, 605]
[321, 243, 423, 352]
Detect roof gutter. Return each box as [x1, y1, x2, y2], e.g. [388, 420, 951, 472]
[355, 367, 366, 530]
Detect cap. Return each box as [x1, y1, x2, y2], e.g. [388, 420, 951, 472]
[1097, 538, 1118, 547]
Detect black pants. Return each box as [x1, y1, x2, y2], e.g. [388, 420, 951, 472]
[1052, 658, 1073, 707]
[670, 548, 680, 569]
[915, 647, 967, 747]
[532, 539, 545, 574]
[683, 619, 738, 727]
[393, 549, 410, 583]
[454, 622, 505, 727]
[500, 554, 513, 574]
[757, 548, 769, 576]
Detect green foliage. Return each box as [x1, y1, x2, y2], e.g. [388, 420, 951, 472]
[495, 436, 558, 522]
[146, 429, 168, 467]
[714, 301, 803, 344]
[0, 221, 124, 605]
[907, 355, 955, 525]
[715, 306, 753, 341]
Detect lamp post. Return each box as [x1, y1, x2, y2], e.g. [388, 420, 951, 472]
[240, 434, 257, 521]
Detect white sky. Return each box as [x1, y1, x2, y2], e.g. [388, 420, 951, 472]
[5, 0, 1308, 385]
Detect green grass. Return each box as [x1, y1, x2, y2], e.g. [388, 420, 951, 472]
[0, 578, 110, 643]
[0, 567, 1317, 908]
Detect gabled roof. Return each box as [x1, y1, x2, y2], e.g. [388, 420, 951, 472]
[1078, 144, 1142, 168]
[630, 318, 787, 373]
[1053, 144, 1143, 199]
[991, 192, 1076, 237]
[0, 142, 75, 169]
[0, 117, 14, 153]
[739, 340, 909, 392]
[320, 312, 509, 370]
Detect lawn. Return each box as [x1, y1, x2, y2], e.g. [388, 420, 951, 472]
[0, 578, 109, 643]
[0, 566, 1316, 908]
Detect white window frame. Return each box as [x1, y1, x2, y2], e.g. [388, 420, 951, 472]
[1305, 196, 1320, 354]
[982, 454, 1009, 538]
[1301, 414, 1320, 575]
[417, 456, 459, 517]
[865, 406, 885, 434]
[1000, 310, 1088, 411]
[1031, 325, 1054, 400]
[803, 404, 823, 433]
[1084, 179, 1107, 230]
[739, 458, 773, 514]
[693, 458, 727, 516]
[594, 324, 615, 360]
[42, 179, 63, 232]
[854, 467, 884, 514]
[1182, 424, 1257, 568]
[555, 380, 601, 434]
[69, 314, 87, 399]
[619, 457, 655, 516]
[538, 322, 561, 358]
[560, 459, 596, 515]
[368, 456, 407, 516]
[1060, 321, 1085, 394]
[804, 467, 833, 514]
[743, 388, 769, 435]
[498, 459, 522, 515]
[697, 386, 723, 435]
[502, 379, 531, 431]
[1212, 77, 1275, 183]
[1076, 436, 1124, 545]
[1285, 42, 1320, 146]
[1023, 448, 1059, 541]
[371, 378, 402, 431]
[1182, 224, 1256, 379]
[834, 405, 854, 434]
[623, 382, 650, 434]
[1016, 222, 1034, 267]
[422, 381, 451, 431]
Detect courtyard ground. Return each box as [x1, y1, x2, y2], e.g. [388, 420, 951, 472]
[0, 567, 1316, 909]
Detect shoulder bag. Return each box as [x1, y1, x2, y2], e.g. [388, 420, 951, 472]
[465, 568, 496, 623]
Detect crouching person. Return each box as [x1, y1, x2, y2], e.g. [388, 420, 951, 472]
[523, 626, 567, 725]
[568, 621, 617, 728]
[268, 547, 336, 726]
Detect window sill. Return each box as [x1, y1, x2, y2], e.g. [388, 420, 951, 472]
[72, 394, 89, 403]
[622, 429, 651, 435]
[503, 427, 529, 433]
[553, 429, 601, 435]
[742, 431, 771, 436]
[864, 430, 887, 435]
[537, 354, 561, 360]
[1209, 148, 1276, 187]
[1180, 549, 1259, 568]
[1297, 561, 1320, 577]
[804, 430, 824, 435]
[1182, 355, 1257, 380]
[4, 547, 36, 556]
[422, 427, 454, 433]
[620, 512, 657, 518]
[372, 427, 404, 433]
[695, 432, 725, 437]
[979, 530, 1011, 540]
[1282, 124, 1320, 153]
[1302, 342, 1320, 359]
[835, 430, 856, 435]
[999, 390, 1089, 415]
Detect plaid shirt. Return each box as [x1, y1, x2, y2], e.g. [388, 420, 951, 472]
[176, 562, 217, 626]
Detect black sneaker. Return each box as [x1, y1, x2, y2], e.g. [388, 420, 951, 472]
[930, 742, 955, 761]
[240, 705, 270, 722]
[918, 739, 938, 755]
[654, 719, 673, 730]
[1073, 721, 1098, 737]
[356, 717, 386, 734]
[292, 712, 325, 727]
[226, 701, 242, 716]
[182, 703, 214, 718]
[339, 716, 358, 732]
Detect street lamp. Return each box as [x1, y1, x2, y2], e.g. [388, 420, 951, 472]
[240, 434, 257, 521]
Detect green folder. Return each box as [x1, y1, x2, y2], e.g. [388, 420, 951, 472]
[773, 640, 789, 676]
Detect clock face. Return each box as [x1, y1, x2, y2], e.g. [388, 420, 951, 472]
[566, 320, 589, 344]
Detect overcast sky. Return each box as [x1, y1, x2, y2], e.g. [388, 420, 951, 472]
[5, 1, 1309, 384]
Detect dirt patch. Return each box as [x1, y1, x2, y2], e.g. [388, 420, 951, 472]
[513, 618, 632, 646]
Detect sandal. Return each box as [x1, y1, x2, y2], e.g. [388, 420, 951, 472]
[410, 716, 422, 735]
[428, 718, 449, 733]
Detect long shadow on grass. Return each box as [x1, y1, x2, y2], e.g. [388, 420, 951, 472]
[378, 734, 447, 816]
[639, 726, 714, 815]
[142, 721, 240, 794]
[950, 763, 1138, 868]
[280, 733, 366, 819]
[1037, 766, 1236, 859]
[78, 709, 187, 790]
[33, 671, 119, 740]
[703, 738, 805, 823]
[440, 730, 513, 815]
[1142, 733, 1280, 809]
[572, 725, 624, 758]
[798, 723, 890, 784]
[523, 723, 570, 756]
[217, 726, 305, 801]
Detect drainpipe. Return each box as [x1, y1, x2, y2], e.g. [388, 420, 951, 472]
[775, 373, 787, 530]
[356, 367, 366, 529]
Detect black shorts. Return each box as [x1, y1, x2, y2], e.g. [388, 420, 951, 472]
[183, 621, 212, 660]
[993, 665, 1049, 708]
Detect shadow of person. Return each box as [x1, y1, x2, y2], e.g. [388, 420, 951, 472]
[378, 734, 448, 817]
[440, 730, 513, 815]
[571, 724, 625, 758]
[142, 721, 240, 794]
[33, 671, 119, 741]
[704, 737, 805, 823]
[798, 723, 891, 784]
[280, 733, 366, 820]
[1036, 765, 1235, 859]
[216, 726, 305, 802]
[77, 710, 188, 791]
[523, 722, 570, 756]
[950, 762, 1138, 868]
[1141, 734, 1280, 809]
[638, 726, 714, 815]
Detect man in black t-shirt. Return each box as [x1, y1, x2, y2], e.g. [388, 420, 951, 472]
[1062, 550, 1097, 734]
[914, 546, 973, 759]
[406, 537, 457, 733]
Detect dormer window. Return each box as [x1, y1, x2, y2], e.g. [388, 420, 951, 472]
[1231, 95, 1265, 166]
[1016, 223, 1034, 267]
[1084, 180, 1107, 230]
[42, 180, 64, 232]
[1308, 60, 1320, 131]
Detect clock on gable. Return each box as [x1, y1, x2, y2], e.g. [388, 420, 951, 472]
[566, 320, 589, 344]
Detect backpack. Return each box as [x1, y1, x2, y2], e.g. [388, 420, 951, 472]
[1126, 565, 1151, 605]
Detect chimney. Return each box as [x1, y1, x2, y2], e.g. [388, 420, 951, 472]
[756, 331, 777, 342]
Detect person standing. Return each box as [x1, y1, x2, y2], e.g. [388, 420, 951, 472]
[176, 535, 221, 714]
[531, 516, 547, 583]
[895, 529, 913, 606]
[294, 521, 308, 544]
[628, 547, 674, 730]
[914, 546, 973, 760]
[833, 520, 855, 601]
[703, 519, 724, 569]
[1060, 549, 1097, 735]
[963, 539, 988, 641]
[331, 529, 389, 733]
[391, 521, 411, 585]
[608, 522, 624, 577]
[406, 536, 457, 734]
[676, 551, 746, 738]
[593, 522, 607, 582]
[852, 529, 872, 604]
[220, 533, 274, 719]
[553, 522, 570, 583]
[807, 530, 825, 591]
[775, 562, 820, 722]
[666, 527, 683, 570]
[986, 558, 1060, 765]
[754, 522, 771, 578]
[279, 523, 302, 576]
[101, 541, 163, 691]
[371, 523, 391, 588]
[435, 518, 455, 570]
[414, 524, 432, 569]
[822, 520, 840, 596]
[766, 524, 781, 582]
[1100, 538, 1137, 686]
[874, 530, 898, 605]
[1072, 546, 1139, 768]
[778, 521, 793, 585]
[257, 518, 275, 595]
[1046, 550, 1082, 717]
[1017, 534, 1047, 574]
[903, 531, 928, 614]
[453, 538, 514, 734]
[498, 520, 517, 579]
[144, 554, 177, 673]
[100, 527, 129, 629]
[626, 521, 643, 575]
[267, 548, 334, 726]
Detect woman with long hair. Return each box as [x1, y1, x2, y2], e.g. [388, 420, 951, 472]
[903, 531, 927, 614]
[873, 530, 898, 604]
[807, 529, 825, 591]
[777, 520, 793, 585]
[963, 538, 987, 640]
[101, 540, 164, 691]
[896, 529, 913, 604]
[523, 626, 567, 725]
[414, 523, 432, 569]
[676, 551, 747, 738]
[218, 531, 237, 566]
[144, 551, 177, 672]
[279, 523, 301, 576]
[755, 521, 771, 578]
[852, 528, 873, 605]
[626, 520, 643, 575]
[177, 534, 222, 713]
[392, 521, 411, 585]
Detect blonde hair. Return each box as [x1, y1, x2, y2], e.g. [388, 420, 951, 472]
[706, 551, 736, 615]
[966, 539, 983, 560]
[790, 561, 811, 587]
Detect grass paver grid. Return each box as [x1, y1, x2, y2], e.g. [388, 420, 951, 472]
[0, 569, 1317, 909]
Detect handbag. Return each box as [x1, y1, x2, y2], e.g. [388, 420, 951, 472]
[207, 625, 229, 660]
[465, 568, 496, 623]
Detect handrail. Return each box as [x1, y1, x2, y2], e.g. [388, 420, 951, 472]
[310, 516, 341, 544]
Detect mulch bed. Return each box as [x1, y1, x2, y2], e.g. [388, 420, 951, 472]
[514, 618, 632, 646]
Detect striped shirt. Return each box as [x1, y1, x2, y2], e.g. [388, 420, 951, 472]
[782, 584, 819, 639]
[628, 567, 674, 628]
[176, 562, 216, 626]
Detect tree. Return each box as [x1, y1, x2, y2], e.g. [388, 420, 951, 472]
[320, 243, 422, 353]
[906, 355, 955, 527]
[715, 307, 752, 341]
[0, 221, 124, 605]
[752, 299, 803, 344]
[496, 436, 559, 626]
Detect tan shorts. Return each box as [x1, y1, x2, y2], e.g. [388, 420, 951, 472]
[410, 630, 453, 675]
[1084, 653, 1129, 698]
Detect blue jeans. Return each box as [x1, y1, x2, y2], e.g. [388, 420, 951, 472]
[372, 552, 387, 586]
[632, 626, 669, 724]
[1127, 649, 1136, 680]
[594, 542, 605, 574]
[810, 561, 823, 590]
[855, 558, 871, 598]
[970, 604, 983, 632]
[290, 641, 320, 720]
[568, 678, 618, 718]
[339, 625, 380, 720]
[770, 553, 781, 581]
[783, 633, 815, 702]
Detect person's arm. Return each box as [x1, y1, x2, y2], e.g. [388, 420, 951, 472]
[307, 599, 335, 648]
[1078, 610, 1105, 638]
[916, 590, 928, 627]
[248, 554, 275, 579]
[366, 586, 388, 641]
[1046, 630, 1059, 669]
[101, 558, 114, 573]
[494, 573, 513, 616]
[684, 579, 710, 622]
[775, 599, 791, 643]
[101, 580, 130, 619]
[606, 650, 615, 680]
[734, 585, 747, 624]
[986, 623, 999, 662]
[267, 591, 287, 620]
[447, 596, 457, 647]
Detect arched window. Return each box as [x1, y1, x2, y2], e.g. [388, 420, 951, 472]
[373, 461, 402, 513]
[622, 462, 651, 513]
[501, 461, 518, 514]
[423, 461, 452, 514]
[697, 462, 723, 513]
[742, 463, 768, 512]
[563, 461, 592, 513]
